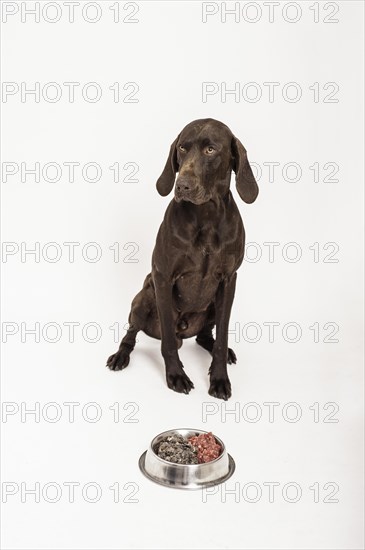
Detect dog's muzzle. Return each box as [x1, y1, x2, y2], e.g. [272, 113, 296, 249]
[174, 176, 195, 201]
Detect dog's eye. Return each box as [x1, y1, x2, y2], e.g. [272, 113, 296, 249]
[204, 146, 215, 155]
[178, 145, 186, 152]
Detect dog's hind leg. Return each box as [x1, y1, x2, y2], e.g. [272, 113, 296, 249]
[107, 322, 139, 371]
[107, 274, 153, 371]
[196, 322, 215, 353]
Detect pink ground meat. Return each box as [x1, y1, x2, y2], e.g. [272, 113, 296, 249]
[188, 432, 222, 463]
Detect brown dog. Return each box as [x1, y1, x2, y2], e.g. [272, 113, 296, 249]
[107, 118, 258, 400]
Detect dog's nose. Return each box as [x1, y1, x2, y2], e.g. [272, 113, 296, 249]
[176, 177, 192, 193]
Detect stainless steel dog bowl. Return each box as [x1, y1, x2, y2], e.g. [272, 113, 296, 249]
[138, 428, 235, 490]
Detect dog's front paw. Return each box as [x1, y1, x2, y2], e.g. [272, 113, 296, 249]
[106, 345, 132, 371]
[208, 376, 232, 400]
[166, 369, 194, 395]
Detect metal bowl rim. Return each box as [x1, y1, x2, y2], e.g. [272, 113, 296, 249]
[139, 451, 236, 490]
[149, 427, 227, 468]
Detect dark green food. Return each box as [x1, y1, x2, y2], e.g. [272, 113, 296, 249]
[155, 434, 198, 464]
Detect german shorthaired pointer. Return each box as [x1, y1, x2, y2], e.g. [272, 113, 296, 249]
[107, 118, 258, 400]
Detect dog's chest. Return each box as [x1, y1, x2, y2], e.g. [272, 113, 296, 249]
[193, 225, 220, 256]
[173, 238, 228, 302]
[171, 223, 238, 310]
[173, 270, 218, 311]
[178, 224, 236, 276]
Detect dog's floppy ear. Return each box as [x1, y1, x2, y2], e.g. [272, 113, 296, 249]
[231, 136, 259, 204]
[156, 135, 180, 196]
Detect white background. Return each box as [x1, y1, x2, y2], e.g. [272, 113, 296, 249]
[1, 1, 364, 549]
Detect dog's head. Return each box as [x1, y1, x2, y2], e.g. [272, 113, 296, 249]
[156, 118, 258, 205]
